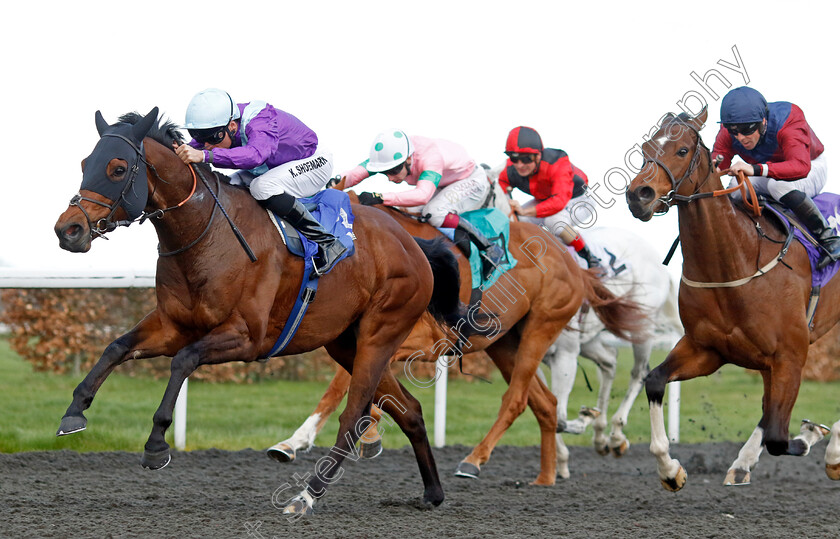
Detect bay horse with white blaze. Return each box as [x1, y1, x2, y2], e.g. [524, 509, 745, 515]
[625, 106, 840, 490]
[268, 204, 646, 485]
[53, 108, 490, 515]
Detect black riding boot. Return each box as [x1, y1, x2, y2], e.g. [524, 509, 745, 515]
[780, 191, 840, 270]
[261, 194, 348, 277]
[577, 245, 603, 269]
[454, 218, 505, 280]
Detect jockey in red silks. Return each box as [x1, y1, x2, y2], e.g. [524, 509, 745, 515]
[712, 86, 840, 269]
[174, 88, 346, 276]
[341, 129, 504, 280]
[499, 126, 602, 269]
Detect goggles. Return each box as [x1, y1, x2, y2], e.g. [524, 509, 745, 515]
[189, 127, 227, 146]
[725, 122, 761, 137]
[507, 152, 536, 164]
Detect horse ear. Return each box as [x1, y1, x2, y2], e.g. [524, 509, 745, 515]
[132, 106, 159, 141]
[95, 110, 109, 136]
[690, 106, 708, 130]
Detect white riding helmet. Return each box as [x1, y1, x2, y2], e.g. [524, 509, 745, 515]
[184, 88, 241, 129]
[367, 129, 413, 172]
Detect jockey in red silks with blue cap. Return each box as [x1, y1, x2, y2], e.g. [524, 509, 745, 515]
[712, 86, 840, 269]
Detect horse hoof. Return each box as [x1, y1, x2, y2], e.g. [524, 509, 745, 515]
[422, 487, 445, 507]
[283, 496, 313, 517]
[594, 444, 610, 456]
[454, 461, 480, 479]
[359, 439, 383, 459]
[660, 466, 687, 492]
[723, 468, 751, 486]
[266, 443, 296, 463]
[141, 448, 172, 470]
[826, 463, 840, 481]
[56, 415, 87, 436]
[611, 440, 630, 457]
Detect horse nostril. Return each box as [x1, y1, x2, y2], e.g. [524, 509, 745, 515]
[60, 223, 83, 241]
[637, 186, 656, 204]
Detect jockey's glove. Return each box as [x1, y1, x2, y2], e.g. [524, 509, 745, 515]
[358, 192, 384, 206]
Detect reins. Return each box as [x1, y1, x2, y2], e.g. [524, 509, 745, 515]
[646, 127, 793, 288]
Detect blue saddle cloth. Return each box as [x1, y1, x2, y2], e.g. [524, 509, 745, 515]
[262, 189, 356, 358]
[764, 192, 840, 288]
[437, 208, 517, 289]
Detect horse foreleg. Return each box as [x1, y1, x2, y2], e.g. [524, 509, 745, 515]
[825, 421, 840, 480]
[58, 312, 182, 437]
[460, 334, 558, 485]
[544, 337, 578, 479]
[760, 356, 808, 456]
[142, 324, 257, 470]
[647, 338, 723, 491]
[607, 338, 651, 458]
[267, 366, 352, 463]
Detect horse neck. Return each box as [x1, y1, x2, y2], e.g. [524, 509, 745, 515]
[676, 164, 761, 282]
[143, 141, 224, 257]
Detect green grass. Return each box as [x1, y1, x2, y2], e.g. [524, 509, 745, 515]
[1, 338, 838, 454]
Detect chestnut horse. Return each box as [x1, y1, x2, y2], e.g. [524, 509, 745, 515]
[53, 108, 491, 516]
[625, 106, 840, 490]
[267, 205, 645, 484]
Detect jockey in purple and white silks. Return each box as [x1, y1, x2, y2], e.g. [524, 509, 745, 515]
[341, 130, 504, 280]
[174, 88, 345, 277]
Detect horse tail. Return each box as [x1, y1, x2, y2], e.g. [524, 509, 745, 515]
[580, 269, 649, 343]
[413, 237, 497, 338]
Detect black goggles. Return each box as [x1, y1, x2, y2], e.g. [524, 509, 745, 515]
[189, 127, 227, 146]
[725, 122, 761, 137]
[382, 162, 404, 176]
[507, 152, 536, 164]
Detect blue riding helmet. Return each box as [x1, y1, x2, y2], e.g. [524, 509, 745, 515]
[719, 86, 768, 124]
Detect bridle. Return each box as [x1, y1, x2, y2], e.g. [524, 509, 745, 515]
[69, 132, 204, 249]
[640, 122, 710, 214]
[70, 131, 256, 262]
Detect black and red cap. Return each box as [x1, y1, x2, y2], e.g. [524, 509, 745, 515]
[505, 126, 543, 154]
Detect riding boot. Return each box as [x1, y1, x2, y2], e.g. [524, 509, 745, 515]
[577, 245, 603, 269]
[454, 218, 505, 280]
[780, 191, 840, 270]
[261, 194, 348, 277]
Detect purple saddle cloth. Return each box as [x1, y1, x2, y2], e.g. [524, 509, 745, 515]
[763, 193, 840, 288]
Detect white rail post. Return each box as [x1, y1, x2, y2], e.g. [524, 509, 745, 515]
[668, 380, 680, 443]
[174, 378, 188, 450]
[433, 356, 448, 448]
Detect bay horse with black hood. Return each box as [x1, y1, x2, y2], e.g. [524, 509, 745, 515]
[53, 107, 493, 516]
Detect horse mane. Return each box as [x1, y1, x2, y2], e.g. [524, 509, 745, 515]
[117, 111, 239, 186]
[118, 111, 185, 149]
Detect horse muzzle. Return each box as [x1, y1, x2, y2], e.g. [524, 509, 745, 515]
[625, 188, 657, 221]
[55, 220, 92, 253]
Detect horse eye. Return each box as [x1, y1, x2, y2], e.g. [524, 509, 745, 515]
[114, 166, 126, 176]
[677, 148, 689, 157]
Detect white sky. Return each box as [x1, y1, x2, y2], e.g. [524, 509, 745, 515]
[1, 1, 837, 281]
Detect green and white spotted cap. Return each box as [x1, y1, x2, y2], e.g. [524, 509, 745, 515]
[367, 129, 413, 172]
